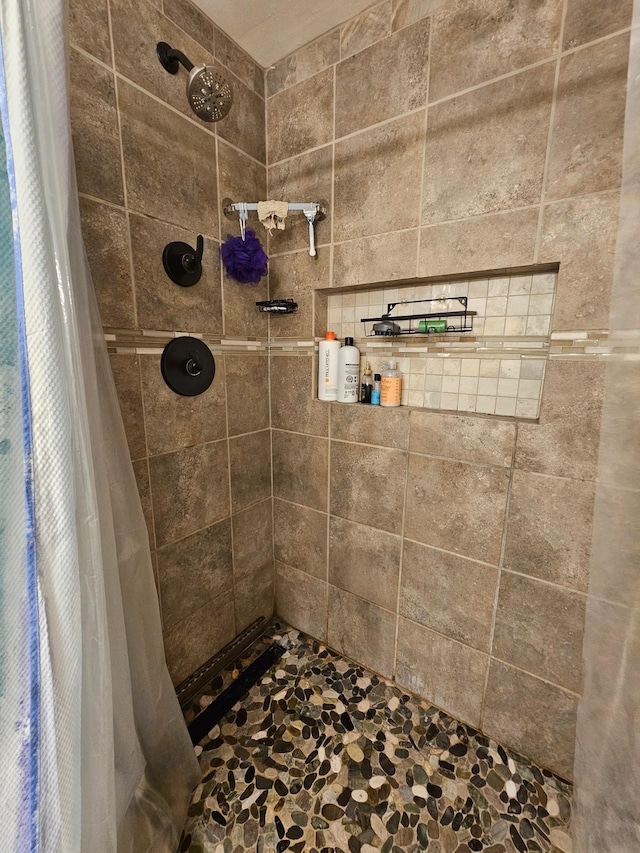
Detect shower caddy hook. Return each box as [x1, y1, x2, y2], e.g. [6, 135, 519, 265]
[222, 198, 327, 257]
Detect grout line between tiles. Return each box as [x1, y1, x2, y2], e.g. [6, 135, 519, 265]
[325, 401, 332, 642]
[221, 357, 238, 635]
[391, 426, 412, 681]
[399, 612, 581, 698]
[268, 332, 276, 616]
[534, 0, 569, 262]
[414, 16, 433, 276]
[480, 421, 519, 726]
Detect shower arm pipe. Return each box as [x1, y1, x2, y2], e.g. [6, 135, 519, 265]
[159, 44, 194, 72]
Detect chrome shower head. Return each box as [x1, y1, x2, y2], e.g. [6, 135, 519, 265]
[157, 41, 233, 123]
[187, 65, 233, 122]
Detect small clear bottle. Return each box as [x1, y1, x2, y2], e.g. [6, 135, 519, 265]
[371, 373, 381, 405]
[380, 360, 402, 407]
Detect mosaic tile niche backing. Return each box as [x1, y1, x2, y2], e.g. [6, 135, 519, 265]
[326, 271, 557, 419]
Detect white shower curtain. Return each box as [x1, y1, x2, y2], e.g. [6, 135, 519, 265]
[0, 1, 200, 851]
[573, 0, 640, 850]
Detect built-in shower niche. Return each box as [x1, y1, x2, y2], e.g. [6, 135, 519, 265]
[320, 265, 558, 420]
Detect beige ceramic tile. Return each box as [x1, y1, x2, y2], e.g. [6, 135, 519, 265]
[157, 518, 232, 631]
[163, 0, 214, 51]
[330, 441, 408, 534]
[330, 403, 410, 449]
[332, 231, 419, 289]
[329, 516, 401, 611]
[546, 34, 629, 201]
[540, 192, 619, 331]
[276, 562, 327, 642]
[217, 140, 267, 241]
[392, 0, 444, 32]
[274, 499, 328, 580]
[271, 355, 329, 436]
[396, 617, 489, 729]
[234, 562, 275, 633]
[423, 64, 555, 225]
[429, 0, 563, 102]
[232, 499, 273, 580]
[267, 145, 333, 255]
[118, 81, 219, 234]
[340, 1, 392, 59]
[70, 51, 123, 205]
[504, 470, 595, 592]
[493, 571, 585, 692]
[222, 274, 269, 338]
[482, 660, 578, 780]
[267, 67, 334, 163]
[130, 214, 222, 334]
[563, 0, 633, 49]
[399, 540, 498, 651]
[268, 250, 331, 338]
[68, 0, 111, 64]
[334, 112, 425, 241]
[132, 458, 154, 549]
[110, 0, 215, 123]
[516, 360, 604, 481]
[266, 55, 297, 98]
[214, 26, 258, 92]
[296, 30, 340, 85]
[336, 18, 429, 137]
[327, 585, 396, 678]
[216, 62, 266, 164]
[79, 197, 134, 328]
[164, 591, 235, 684]
[109, 354, 146, 460]
[225, 355, 270, 436]
[139, 354, 226, 456]
[272, 430, 329, 512]
[409, 410, 515, 467]
[598, 362, 640, 492]
[229, 429, 272, 513]
[149, 439, 230, 546]
[418, 208, 539, 278]
[405, 454, 510, 564]
[254, 65, 265, 99]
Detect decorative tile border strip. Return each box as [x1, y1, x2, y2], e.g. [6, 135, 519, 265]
[549, 329, 640, 359]
[104, 328, 269, 356]
[104, 328, 639, 362]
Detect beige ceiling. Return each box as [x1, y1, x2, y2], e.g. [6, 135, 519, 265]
[192, 0, 381, 67]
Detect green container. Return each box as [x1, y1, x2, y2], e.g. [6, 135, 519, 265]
[418, 319, 447, 334]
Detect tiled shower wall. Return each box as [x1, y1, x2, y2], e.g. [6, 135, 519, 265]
[68, 0, 274, 685]
[70, 0, 632, 784]
[266, 0, 632, 780]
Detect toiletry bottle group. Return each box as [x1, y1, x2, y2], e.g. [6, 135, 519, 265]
[318, 335, 402, 407]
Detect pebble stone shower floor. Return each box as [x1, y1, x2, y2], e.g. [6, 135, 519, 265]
[180, 624, 572, 853]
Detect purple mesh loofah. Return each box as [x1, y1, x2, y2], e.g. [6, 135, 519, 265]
[220, 229, 268, 285]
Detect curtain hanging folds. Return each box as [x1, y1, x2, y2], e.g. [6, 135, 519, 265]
[0, 1, 200, 851]
[573, 0, 640, 850]
[1, 0, 638, 850]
